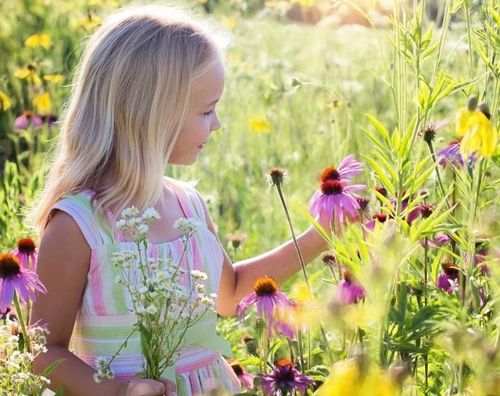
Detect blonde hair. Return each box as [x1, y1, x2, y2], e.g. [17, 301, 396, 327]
[31, 4, 226, 234]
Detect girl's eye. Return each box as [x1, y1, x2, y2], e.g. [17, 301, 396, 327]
[202, 109, 215, 117]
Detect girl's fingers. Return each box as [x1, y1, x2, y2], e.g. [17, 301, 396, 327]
[127, 378, 166, 395]
[159, 377, 177, 396]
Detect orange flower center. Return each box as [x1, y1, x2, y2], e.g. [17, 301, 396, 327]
[320, 166, 340, 182]
[320, 179, 344, 195]
[0, 253, 21, 278]
[373, 213, 387, 223]
[276, 358, 294, 367]
[254, 276, 278, 296]
[17, 238, 36, 254]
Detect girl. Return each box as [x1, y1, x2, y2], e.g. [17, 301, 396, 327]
[30, 5, 328, 396]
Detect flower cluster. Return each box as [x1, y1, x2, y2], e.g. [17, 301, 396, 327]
[0, 299, 51, 394]
[99, 207, 215, 381]
[93, 356, 114, 383]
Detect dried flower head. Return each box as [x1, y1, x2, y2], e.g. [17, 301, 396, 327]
[267, 167, 287, 187]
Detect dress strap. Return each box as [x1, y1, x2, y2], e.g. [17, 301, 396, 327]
[168, 179, 206, 223]
[50, 191, 113, 249]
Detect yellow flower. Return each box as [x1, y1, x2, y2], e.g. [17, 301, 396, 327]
[325, 99, 344, 109]
[221, 16, 237, 30]
[0, 91, 11, 111]
[25, 33, 51, 49]
[32, 93, 52, 114]
[456, 107, 497, 158]
[76, 13, 102, 30]
[248, 118, 271, 134]
[14, 65, 41, 86]
[315, 359, 398, 396]
[43, 74, 65, 84]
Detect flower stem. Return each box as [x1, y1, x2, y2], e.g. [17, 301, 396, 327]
[13, 293, 31, 353]
[274, 183, 310, 290]
[273, 182, 334, 363]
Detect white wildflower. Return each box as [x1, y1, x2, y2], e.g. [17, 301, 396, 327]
[145, 305, 158, 315]
[190, 270, 207, 281]
[174, 218, 202, 235]
[142, 208, 160, 222]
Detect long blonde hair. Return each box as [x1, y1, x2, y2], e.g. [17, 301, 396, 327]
[31, 4, 226, 234]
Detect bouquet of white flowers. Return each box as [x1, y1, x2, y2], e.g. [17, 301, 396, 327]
[94, 207, 217, 383]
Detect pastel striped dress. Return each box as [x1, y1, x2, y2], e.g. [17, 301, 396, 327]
[50, 180, 241, 395]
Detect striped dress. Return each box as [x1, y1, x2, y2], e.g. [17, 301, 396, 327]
[51, 180, 241, 395]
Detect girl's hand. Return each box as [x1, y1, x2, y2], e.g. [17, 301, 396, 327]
[118, 378, 177, 396]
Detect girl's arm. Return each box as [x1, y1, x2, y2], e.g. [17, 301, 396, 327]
[196, 194, 328, 316]
[31, 211, 170, 396]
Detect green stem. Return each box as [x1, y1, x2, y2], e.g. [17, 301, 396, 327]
[13, 293, 31, 353]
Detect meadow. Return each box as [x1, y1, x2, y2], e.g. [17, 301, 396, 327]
[0, 0, 499, 395]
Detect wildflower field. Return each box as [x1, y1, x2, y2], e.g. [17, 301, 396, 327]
[1, 0, 499, 395]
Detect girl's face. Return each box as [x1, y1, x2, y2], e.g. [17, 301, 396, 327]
[168, 57, 225, 165]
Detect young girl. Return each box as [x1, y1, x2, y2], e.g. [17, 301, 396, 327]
[30, 5, 328, 396]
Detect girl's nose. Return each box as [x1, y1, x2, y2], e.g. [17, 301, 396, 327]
[211, 113, 221, 131]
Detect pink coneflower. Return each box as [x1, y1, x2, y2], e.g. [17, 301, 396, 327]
[259, 359, 314, 396]
[407, 204, 433, 225]
[436, 263, 460, 294]
[365, 213, 388, 231]
[309, 179, 365, 227]
[231, 362, 254, 390]
[236, 276, 294, 335]
[0, 253, 46, 311]
[437, 141, 465, 168]
[420, 233, 451, 248]
[320, 155, 363, 184]
[335, 270, 366, 304]
[13, 238, 38, 271]
[14, 111, 43, 130]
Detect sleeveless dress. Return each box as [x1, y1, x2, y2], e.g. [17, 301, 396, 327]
[50, 180, 241, 396]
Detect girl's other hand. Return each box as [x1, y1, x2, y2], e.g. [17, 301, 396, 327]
[119, 378, 177, 396]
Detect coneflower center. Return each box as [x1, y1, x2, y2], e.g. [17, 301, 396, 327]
[231, 364, 244, 376]
[320, 166, 340, 182]
[0, 253, 21, 278]
[17, 238, 36, 254]
[320, 180, 344, 195]
[254, 276, 278, 296]
[373, 213, 387, 223]
[442, 262, 459, 277]
[420, 205, 433, 218]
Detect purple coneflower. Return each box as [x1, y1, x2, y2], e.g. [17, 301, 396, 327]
[231, 362, 254, 390]
[335, 270, 366, 304]
[420, 233, 451, 248]
[309, 179, 365, 227]
[437, 140, 465, 168]
[0, 253, 46, 311]
[12, 238, 38, 271]
[436, 263, 460, 294]
[236, 276, 294, 335]
[407, 204, 433, 225]
[320, 155, 363, 183]
[365, 213, 388, 231]
[259, 359, 314, 396]
[14, 111, 43, 130]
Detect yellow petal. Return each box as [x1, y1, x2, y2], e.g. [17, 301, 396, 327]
[459, 110, 497, 159]
[25, 33, 51, 49]
[0, 91, 11, 111]
[248, 118, 271, 134]
[32, 92, 52, 114]
[39, 33, 52, 49]
[14, 68, 31, 79]
[43, 74, 65, 84]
